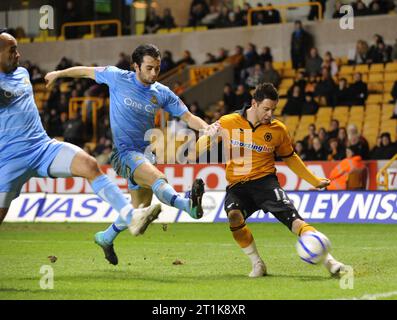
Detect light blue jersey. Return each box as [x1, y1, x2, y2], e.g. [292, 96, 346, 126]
[95, 66, 188, 154]
[0, 67, 64, 195]
[0, 67, 51, 161]
[95, 66, 188, 189]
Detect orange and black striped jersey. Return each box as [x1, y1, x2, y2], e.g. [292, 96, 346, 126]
[218, 109, 294, 186]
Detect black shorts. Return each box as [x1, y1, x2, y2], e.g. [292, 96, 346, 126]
[224, 174, 303, 230]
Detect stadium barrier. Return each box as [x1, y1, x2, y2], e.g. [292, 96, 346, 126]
[4, 161, 397, 224]
[5, 191, 397, 224]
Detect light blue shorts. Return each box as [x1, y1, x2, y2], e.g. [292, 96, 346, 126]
[0, 140, 82, 208]
[110, 148, 156, 191]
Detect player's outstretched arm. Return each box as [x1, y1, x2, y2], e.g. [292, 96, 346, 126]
[45, 67, 96, 88]
[180, 111, 209, 131]
[282, 152, 330, 189]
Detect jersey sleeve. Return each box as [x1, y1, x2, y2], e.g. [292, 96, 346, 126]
[94, 66, 121, 87]
[276, 125, 294, 158]
[162, 87, 188, 117]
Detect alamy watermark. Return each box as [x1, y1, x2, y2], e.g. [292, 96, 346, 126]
[39, 5, 54, 30]
[339, 265, 354, 289]
[339, 5, 354, 30]
[39, 265, 54, 289]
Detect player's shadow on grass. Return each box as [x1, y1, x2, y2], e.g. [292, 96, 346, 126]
[266, 273, 333, 281]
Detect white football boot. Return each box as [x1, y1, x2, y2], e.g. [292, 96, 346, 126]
[128, 204, 162, 236]
[249, 260, 267, 278]
[323, 254, 346, 277]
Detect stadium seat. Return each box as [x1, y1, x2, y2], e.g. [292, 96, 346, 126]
[300, 115, 316, 124]
[157, 28, 169, 34]
[278, 87, 288, 97]
[339, 65, 354, 75]
[282, 69, 296, 78]
[284, 61, 293, 69]
[18, 37, 31, 43]
[383, 93, 393, 103]
[195, 26, 208, 32]
[384, 72, 397, 82]
[279, 78, 294, 89]
[368, 82, 383, 93]
[382, 104, 395, 119]
[82, 34, 94, 39]
[366, 94, 383, 104]
[182, 27, 195, 33]
[368, 73, 384, 83]
[354, 64, 369, 74]
[273, 61, 284, 70]
[369, 63, 385, 73]
[385, 62, 397, 72]
[384, 82, 394, 92]
[169, 28, 182, 33]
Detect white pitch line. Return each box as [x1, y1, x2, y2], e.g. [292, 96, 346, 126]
[337, 290, 397, 300]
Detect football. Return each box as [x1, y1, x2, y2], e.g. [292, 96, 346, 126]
[296, 232, 331, 265]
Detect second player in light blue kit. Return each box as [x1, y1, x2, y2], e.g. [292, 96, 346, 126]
[0, 32, 162, 266]
[46, 44, 212, 264]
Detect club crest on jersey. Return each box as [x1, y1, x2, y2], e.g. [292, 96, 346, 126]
[264, 132, 272, 142]
[150, 95, 159, 106]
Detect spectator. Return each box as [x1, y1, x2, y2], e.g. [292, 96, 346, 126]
[214, 48, 228, 63]
[189, 102, 206, 119]
[348, 72, 368, 106]
[318, 127, 329, 147]
[160, 50, 175, 74]
[347, 124, 369, 159]
[262, 61, 281, 88]
[116, 52, 130, 71]
[94, 136, 107, 157]
[348, 40, 369, 65]
[176, 50, 196, 66]
[144, 8, 162, 34]
[244, 43, 259, 69]
[233, 6, 245, 27]
[332, 1, 345, 19]
[203, 52, 217, 64]
[306, 136, 328, 161]
[392, 39, 397, 61]
[328, 145, 366, 190]
[314, 67, 337, 106]
[253, 12, 267, 25]
[391, 80, 397, 103]
[63, 1, 80, 39]
[46, 109, 63, 137]
[322, 51, 338, 77]
[369, 0, 390, 14]
[63, 112, 84, 147]
[201, 5, 220, 28]
[328, 119, 340, 140]
[290, 70, 307, 95]
[301, 93, 319, 115]
[338, 127, 348, 148]
[303, 123, 318, 150]
[295, 140, 308, 160]
[161, 8, 176, 29]
[234, 84, 252, 108]
[306, 47, 323, 76]
[308, 0, 327, 21]
[241, 2, 252, 26]
[352, 0, 370, 16]
[263, 3, 281, 24]
[370, 132, 397, 159]
[367, 41, 392, 64]
[282, 85, 304, 115]
[327, 138, 346, 161]
[230, 45, 245, 84]
[290, 20, 311, 69]
[223, 83, 237, 113]
[215, 6, 231, 28]
[335, 78, 351, 106]
[259, 46, 273, 64]
[189, 0, 209, 26]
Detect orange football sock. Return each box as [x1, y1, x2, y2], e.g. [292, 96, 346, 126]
[230, 221, 254, 248]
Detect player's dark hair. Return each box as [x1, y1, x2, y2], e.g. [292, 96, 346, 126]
[253, 83, 279, 102]
[131, 44, 161, 68]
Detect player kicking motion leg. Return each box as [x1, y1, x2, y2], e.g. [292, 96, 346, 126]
[0, 32, 161, 264]
[196, 83, 345, 278]
[45, 44, 210, 265]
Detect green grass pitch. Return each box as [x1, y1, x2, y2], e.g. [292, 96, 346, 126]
[0, 222, 396, 300]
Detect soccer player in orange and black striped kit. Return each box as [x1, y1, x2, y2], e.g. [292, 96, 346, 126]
[196, 83, 345, 277]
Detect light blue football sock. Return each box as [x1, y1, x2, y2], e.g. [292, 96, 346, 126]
[91, 175, 131, 243]
[151, 178, 191, 215]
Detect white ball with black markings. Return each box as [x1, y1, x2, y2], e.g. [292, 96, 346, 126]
[296, 231, 331, 265]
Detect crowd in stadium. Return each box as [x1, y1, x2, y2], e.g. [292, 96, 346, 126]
[12, 0, 396, 165]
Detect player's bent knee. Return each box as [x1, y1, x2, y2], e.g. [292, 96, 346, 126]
[73, 153, 102, 180]
[227, 210, 244, 225]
